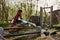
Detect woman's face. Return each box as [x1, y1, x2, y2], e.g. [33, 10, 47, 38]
[18, 12, 22, 15]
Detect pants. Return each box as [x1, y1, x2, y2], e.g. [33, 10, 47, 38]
[18, 20, 29, 24]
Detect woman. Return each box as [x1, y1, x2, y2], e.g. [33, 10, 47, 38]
[11, 10, 22, 26]
[9, 9, 36, 33]
[9, 10, 23, 32]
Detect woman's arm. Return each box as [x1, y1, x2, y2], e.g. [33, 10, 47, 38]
[10, 19, 14, 24]
[19, 13, 23, 19]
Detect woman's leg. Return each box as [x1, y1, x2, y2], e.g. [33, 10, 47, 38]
[8, 23, 19, 33]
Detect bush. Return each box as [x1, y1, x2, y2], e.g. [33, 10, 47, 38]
[0, 23, 10, 27]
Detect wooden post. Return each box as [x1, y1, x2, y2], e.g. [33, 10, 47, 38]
[40, 7, 43, 27]
[50, 6, 53, 27]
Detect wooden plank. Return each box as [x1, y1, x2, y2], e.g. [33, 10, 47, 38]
[4, 27, 25, 30]
[4, 31, 41, 38]
[40, 7, 43, 27]
[4, 27, 35, 30]
[52, 25, 60, 28]
[42, 7, 51, 9]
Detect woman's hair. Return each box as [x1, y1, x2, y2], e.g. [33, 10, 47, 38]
[18, 10, 22, 13]
[14, 10, 22, 20]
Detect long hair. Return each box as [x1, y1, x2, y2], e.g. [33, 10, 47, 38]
[14, 10, 22, 20]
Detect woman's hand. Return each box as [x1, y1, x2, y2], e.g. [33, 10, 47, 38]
[10, 19, 14, 23]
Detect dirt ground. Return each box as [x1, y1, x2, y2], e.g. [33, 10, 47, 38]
[4, 28, 60, 40]
[35, 32, 60, 40]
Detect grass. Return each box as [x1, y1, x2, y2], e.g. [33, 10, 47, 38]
[56, 23, 60, 26]
[0, 23, 10, 27]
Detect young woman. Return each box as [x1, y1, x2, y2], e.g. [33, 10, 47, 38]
[11, 10, 23, 27]
[9, 10, 23, 32]
[9, 9, 36, 33]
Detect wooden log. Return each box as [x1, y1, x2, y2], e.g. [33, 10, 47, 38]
[4, 27, 35, 30]
[51, 25, 60, 29]
[4, 31, 41, 38]
[4, 27, 25, 30]
[42, 7, 51, 9]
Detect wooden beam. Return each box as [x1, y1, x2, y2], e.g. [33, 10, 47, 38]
[4, 27, 25, 30]
[40, 7, 43, 27]
[4, 27, 35, 30]
[50, 6, 53, 28]
[42, 7, 51, 9]
[4, 31, 41, 38]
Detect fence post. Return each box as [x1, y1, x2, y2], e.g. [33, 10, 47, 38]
[40, 7, 43, 28]
[50, 6, 53, 28]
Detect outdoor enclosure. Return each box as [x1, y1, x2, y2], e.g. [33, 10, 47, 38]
[0, 0, 60, 27]
[0, 0, 60, 40]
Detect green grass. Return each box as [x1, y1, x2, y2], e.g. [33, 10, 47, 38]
[56, 23, 60, 26]
[0, 23, 10, 27]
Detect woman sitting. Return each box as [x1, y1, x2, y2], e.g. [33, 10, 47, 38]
[9, 9, 36, 33]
